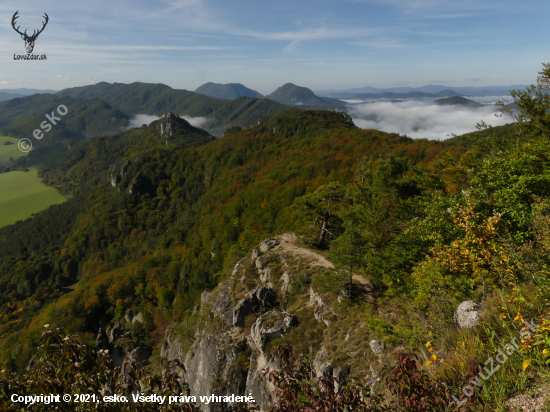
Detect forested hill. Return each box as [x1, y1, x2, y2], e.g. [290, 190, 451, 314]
[57, 82, 293, 136]
[0, 109, 459, 369]
[0, 94, 130, 142]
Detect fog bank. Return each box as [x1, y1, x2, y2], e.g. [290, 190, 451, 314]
[348, 101, 512, 140]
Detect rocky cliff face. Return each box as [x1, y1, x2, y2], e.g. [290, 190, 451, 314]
[159, 233, 382, 412]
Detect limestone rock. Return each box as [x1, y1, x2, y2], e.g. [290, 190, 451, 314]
[250, 310, 297, 351]
[132, 312, 143, 324]
[107, 323, 122, 344]
[255, 255, 268, 270]
[245, 350, 278, 409]
[280, 270, 291, 294]
[369, 340, 385, 355]
[309, 287, 335, 326]
[313, 347, 332, 378]
[125, 308, 134, 324]
[158, 112, 176, 138]
[233, 286, 277, 327]
[161, 325, 185, 362]
[260, 267, 272, 284]
[184, 332, 250, 412]
[455, 301, 482, 328]
[260, 238, 280, 252]
[201, 289, 211, 304]
[251, 249, 260, 260]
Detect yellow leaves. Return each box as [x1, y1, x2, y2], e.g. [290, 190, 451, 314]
[426, 341, 432, 348]
[543, 349, 549, 356]
[425, 360, 433, 367]
[429, 347, 434, 352]
[522, 360, 532, 371]
[514, 313, 523, 322]
[431, 355, 438, 361]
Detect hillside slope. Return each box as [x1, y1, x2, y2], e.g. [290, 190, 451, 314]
[0, 94, 130, 143]
[0, 110, 453, 373]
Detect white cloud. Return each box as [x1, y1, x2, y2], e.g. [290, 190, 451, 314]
[128, 114, 160, 128]
[465, 95, 515, 105]
[181, 115, 210, 128]
[348, 100, 511, 140]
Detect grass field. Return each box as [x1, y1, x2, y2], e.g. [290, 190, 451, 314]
[0, 135, 28, 163]
[0, 168, 66, 229]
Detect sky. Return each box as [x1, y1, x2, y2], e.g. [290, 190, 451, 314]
[1, 0, 550, 94]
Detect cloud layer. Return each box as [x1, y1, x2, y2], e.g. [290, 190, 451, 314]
[348, 101, 511, 140]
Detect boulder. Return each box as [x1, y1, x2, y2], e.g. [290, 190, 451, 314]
[260, 238, 280, 252]
[251, 249, 260, 260]
[455, 301, 482, 328]
[132, 312, 143, 324]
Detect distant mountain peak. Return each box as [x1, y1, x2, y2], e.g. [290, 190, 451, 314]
[267, 83, 345, 107]
[195, 82, 263, 100]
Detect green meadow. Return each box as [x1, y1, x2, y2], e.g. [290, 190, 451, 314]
[0, 168, 66, 229]
[0, 135, 28, 163]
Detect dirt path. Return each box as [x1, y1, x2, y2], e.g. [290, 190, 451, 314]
[273, 233, 334, 268]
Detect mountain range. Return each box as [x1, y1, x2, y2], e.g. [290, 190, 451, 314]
[0, 80, 518, 149]
[56, 82, 292, 136]
[318, 84, 529, 98]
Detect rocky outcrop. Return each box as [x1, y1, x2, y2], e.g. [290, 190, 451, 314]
[369, 340, 385, 355]
[309, 287, 335, 326]
[159, 235, 341, 411]
[259, 238, 280, 252]
[158, 112, 177, 138]
[161, 324, 185, 362]
[109, 160, 130, 187]
[184, 332, 250, 412]
[132, 312, 143, 324]
[125, 308, 134, 324]
[455, 301, 482, 328]
[98, 322, 152, 369]
[250, 310, 297, 351]
[233, 286, 277, 327]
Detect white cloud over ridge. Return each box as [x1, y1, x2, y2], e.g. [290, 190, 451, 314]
[128, 114, 160, 128]
[181, 116, 210, 129]
[348, 101, 511, 141]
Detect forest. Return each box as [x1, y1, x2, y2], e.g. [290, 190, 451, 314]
[1, 64, 550, 411]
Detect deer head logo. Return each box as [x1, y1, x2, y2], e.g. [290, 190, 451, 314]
[11, 11, 49, 54]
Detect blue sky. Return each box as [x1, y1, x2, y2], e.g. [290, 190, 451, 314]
[1, 0, 550, 94]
